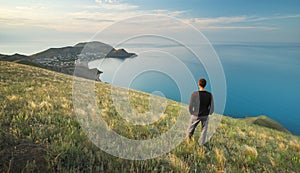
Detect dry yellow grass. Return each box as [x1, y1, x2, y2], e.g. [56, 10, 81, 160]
[275, 135, 286, 143]
[278, 142, 288, 151]
[215, 148, 226, 173]
[29, 101, 37, 110]
[259, 133, 268, 139]
[248, 131, 257, 137]
[165, 154, 190, 172]
[238, 131, 246, 139]
[39, 100, 53, 110]
[242, 145, 258, 160]
[269, 157, 276, 167]
[6, 95, 19, 102]
[198, 147, 205, 159]
[289, 140, 300, 152]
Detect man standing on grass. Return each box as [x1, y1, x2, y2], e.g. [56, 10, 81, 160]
[187, 78, 214, 145]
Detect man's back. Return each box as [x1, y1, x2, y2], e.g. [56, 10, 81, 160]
[189, 91, 213, 116]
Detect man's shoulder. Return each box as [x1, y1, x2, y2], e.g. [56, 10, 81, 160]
[205, 91, 212, 95]
[191, 91, 212, 96]
[191, 91, 199, 95]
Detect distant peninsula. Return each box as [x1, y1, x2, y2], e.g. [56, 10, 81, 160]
[0, 41, 137, 81]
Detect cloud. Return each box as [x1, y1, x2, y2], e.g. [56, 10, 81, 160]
[95, 0, 117, 3]
[247, 14, 300, 22]
[94, 3, 138, 10]
[74, 17, 115, 23]
[186, 15, 300, 30]
[67, 8, 186, 31]
[1, 0, 299, 34]
[93, 0, 138, 11]
[15, 4, 45, 10]
[69, 10, 137, 23]
[151, 9, 186, 17]
[201, 26, 277, 31]
[189, 16, 248, 25]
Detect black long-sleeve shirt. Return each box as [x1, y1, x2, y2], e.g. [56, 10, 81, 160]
[189, 91, 214, 116]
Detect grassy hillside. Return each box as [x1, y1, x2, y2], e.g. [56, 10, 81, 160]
[0, 61, 299, 172]
[244, 116, 291, 134]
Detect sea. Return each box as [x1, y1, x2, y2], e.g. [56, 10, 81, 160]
[214, 43, 300, 135]
[90, 42, 300, 135]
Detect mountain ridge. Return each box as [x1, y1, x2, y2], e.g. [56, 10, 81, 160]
[0, 41, 137, 79]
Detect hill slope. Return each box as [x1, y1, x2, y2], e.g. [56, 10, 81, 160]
[0, 61, 299, 172]
[244, 116, 291, 134]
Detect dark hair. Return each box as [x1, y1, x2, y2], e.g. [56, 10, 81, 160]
[198, 78, 207, 88]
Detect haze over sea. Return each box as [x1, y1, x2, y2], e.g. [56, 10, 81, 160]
[94, 42, 300, 135]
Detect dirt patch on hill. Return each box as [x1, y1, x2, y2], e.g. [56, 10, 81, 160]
[0, 133, 48, 172]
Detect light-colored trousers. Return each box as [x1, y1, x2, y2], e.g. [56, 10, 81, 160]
[187, 115, 209, 145]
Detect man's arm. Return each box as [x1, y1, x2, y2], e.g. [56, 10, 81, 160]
[189, 92, 196, 115]
[209, 94, 214, 115]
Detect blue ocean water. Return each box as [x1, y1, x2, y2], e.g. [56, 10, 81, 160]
[95, 43, 300, 135]
[214, 43, 300, 135]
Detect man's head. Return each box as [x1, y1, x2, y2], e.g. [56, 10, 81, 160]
[198, 78, 207, 88]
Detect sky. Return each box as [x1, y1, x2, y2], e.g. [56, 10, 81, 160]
[0, 0, 299, 55]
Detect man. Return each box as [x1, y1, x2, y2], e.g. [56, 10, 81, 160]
[187, 78, 214, 144]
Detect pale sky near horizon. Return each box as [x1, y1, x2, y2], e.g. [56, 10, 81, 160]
[0, 0, 299, 55]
